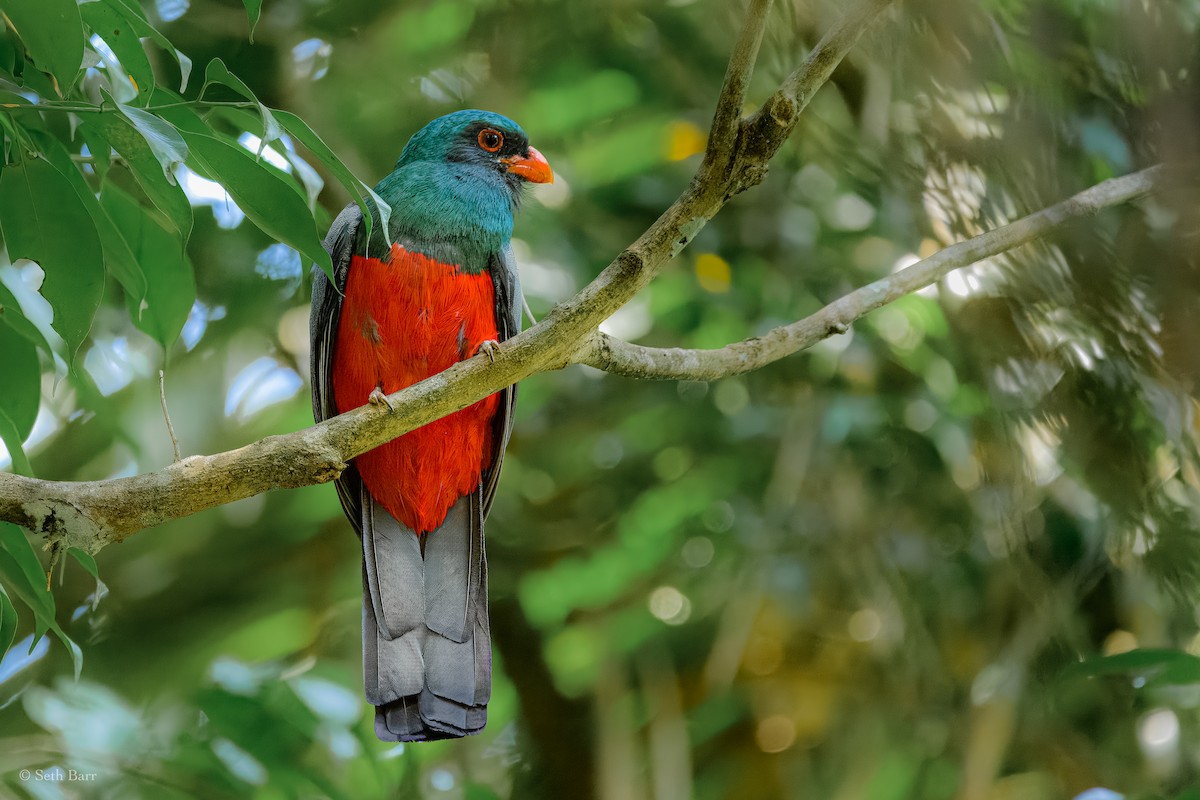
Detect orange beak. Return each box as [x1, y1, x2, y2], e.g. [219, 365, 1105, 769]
[504, 146, 554, 184]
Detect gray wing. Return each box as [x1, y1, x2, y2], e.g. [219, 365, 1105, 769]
[310, 203, 365, 534]
[482, 242, 522, 516]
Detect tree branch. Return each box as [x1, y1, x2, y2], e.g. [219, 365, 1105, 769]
[576, 165, 1166, 381]
[0, 0, 894, 552]
[700, 0, 773, 177]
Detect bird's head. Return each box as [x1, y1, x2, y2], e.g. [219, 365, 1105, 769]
[395, 110, 553, 190]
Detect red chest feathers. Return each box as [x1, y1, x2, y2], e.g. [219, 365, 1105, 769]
[332, 244, 501, 533]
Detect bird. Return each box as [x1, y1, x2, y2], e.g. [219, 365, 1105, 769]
[309, 110, 552, 741]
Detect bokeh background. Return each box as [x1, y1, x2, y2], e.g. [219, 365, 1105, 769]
[2, 0, 1200, 798]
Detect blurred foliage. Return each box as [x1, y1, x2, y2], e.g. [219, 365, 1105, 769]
[0, 0, 1199, 798]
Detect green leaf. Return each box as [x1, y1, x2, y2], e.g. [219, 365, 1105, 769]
[57, 630, 83, 680]
[1062, 648, 1200, 681]
[0, 524, 83, 679]
[0, 157, 104, 361]
[0, 523, 52, 627]
[80, 125, 112, 181]
[274, 110, 386, 255]
[0, 24, 21, 78]
[101, 184, 195, 348]
[0, 410, 32, 476]
[2, 0, 85, 90]
[84, 115, 193, 240]
[204, 58, 283, 149]
[111, 96, 189, 179]
[66, 548, 98, 580]
[285, 150, 324, 210]
[243, 0, 263, 41]
[0, 584, 16, 655]
[207, 105, 314, 207]
[169, 126, 331, 276]
[31, 132, 148, 313]
[0, 279, 53, 358]
[67, 547, 106, 613]
[98, 0, 192, 92]
[0, 309, 40, 442]
[0, 95, 39, 159]
[1144, 657, 1200, 688]
[79, 1, 155, 102]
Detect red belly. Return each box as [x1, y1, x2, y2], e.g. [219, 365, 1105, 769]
[332, 244, 500, 533]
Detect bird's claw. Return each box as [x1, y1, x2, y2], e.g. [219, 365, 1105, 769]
[475, 340, 500, 363]
[368, 387, 394, 411]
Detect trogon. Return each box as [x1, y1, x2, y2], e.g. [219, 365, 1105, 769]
[309, 110, 552, 741]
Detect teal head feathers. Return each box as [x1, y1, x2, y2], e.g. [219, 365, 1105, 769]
[373, 110, 552, 268]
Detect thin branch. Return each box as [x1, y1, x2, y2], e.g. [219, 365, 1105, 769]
[701, 0, 774, 176]
[159, 370, 182, 463]
[0, 0, 892, 553]
[578, 165, 1166, 381]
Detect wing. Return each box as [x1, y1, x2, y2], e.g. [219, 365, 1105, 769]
[481, 242, 523, 517]
[310, 202, 366, 534]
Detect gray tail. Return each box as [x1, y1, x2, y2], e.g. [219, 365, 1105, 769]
[360, 485, 490, 741]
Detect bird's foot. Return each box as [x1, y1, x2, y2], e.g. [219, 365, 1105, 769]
[368, 387, 394, 411]
[475, 340, 500, 363]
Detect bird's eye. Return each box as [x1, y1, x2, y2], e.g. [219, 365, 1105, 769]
[477, 128, 504, 152]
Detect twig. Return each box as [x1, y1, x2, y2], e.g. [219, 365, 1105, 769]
[578, 165, 1165, 380]
[0, 99, 258, 114]
[159, 370, 182, 463]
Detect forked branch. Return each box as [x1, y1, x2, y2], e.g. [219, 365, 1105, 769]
[577, 166, 1165, 380]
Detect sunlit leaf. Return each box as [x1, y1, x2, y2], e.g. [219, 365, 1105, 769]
[0, 279, 53, 358]
[2, 0, 85, 90]
[111, 97, 189, 179]
[168, 126, 331, 276]
[273, 110, 385, 257]
[204, 59, 283, 151]
[0, 157, 104, 361]
[160, 102, 303, 200]
[98, 0, 192, 92]
[80, 2, 155, 103]
[84, 115, 193, 240]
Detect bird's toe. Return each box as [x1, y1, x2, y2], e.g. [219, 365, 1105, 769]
[475, 340, 500, 363]
[368, 387, 395, 411]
